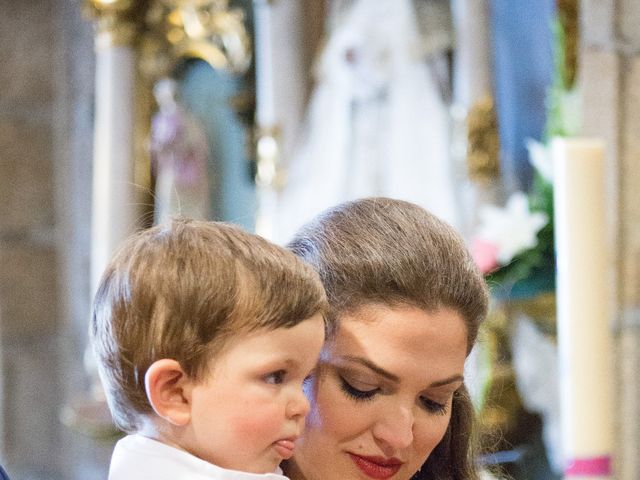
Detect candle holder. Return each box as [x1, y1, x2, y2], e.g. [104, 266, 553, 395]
[476, 289, 561, 479]
[253, 125, 286, 190]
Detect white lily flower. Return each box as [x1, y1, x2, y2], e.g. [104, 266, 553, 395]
[477, 192, 548, 264]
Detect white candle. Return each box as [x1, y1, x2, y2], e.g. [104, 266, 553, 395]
[253, 0, 276, 127]
[553, 137, 614, 479]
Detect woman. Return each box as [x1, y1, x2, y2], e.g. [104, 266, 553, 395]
[284, 197, 488, 480]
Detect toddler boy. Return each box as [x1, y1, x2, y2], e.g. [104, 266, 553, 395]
[91, 218, 327, 479]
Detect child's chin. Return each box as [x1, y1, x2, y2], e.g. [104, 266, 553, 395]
[241, 459, 280, 475]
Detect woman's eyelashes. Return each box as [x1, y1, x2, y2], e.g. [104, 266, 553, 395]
[339, 376, 379, 401]
[419, 396, 448, 415]
[339, 374, 449, 415]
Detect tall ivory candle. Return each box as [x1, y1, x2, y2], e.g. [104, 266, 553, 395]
[552, 137, 614, 479]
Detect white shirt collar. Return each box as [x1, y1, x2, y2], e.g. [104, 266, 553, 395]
[109, 434, 288, 480]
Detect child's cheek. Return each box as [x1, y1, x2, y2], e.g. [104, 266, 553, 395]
[228, 405, 285, 444]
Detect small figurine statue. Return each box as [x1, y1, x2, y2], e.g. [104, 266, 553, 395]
[150, 78, 211, 224]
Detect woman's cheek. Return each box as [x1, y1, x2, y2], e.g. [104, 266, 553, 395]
[412, 414, 452, 462]
[315, 375, 367, 437]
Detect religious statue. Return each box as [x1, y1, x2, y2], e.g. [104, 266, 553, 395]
[274, 0, 459, 244]
[150, 78, 211, 224]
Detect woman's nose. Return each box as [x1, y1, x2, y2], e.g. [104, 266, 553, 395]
[372, 405, 414, 450]
[286, 387, 311, 419]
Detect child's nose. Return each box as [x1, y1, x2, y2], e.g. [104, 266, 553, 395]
[286, 388, 311, 419]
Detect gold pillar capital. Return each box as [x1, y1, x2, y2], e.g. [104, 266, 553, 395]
[143, 0, 252, 77]
[84, 0, 144, 48]
[88, 0, 134, 11]
[557, 0, 579, 88]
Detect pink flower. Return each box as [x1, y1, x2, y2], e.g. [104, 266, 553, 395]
[475, 192, 548, 264]
[472, 237, 500, 274]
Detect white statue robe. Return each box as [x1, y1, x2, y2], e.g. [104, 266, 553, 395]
[274, 0, 460, 244]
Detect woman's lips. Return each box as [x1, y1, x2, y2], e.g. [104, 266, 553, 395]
[273, 439, 296, 459]
[348, 453, 403, 479]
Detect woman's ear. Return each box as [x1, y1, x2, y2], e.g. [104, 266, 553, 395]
[144, 359, 192, 427]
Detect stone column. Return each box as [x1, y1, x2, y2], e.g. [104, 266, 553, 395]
[253, 0, 279, 238]
[451, 0, 500, 237]
[452, 0, 493, 107]
[580, 1, 640, 478]
[254, 0, 323, 241]
[86, 1, 141, 297]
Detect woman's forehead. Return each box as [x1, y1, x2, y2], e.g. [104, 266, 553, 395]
[326, 305, 468, 381]
[338, 303, 465, 334]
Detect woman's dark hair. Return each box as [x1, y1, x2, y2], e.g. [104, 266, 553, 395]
[288, 197, 488, 480]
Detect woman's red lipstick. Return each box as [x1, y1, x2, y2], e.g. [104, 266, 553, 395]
[349, 453, 403, 479]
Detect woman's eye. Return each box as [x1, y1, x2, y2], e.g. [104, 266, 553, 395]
[419, 396, 448, 416]
[339, 376, 379, 401]
[264, 370, 286, 385]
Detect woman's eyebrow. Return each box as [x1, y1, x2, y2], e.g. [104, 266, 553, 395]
[340, 355, 464, 388]
[429, 375, 464, 388]
[340, 355, 400, 382]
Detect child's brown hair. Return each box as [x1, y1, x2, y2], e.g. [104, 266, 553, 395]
[91, 218, 327, 432]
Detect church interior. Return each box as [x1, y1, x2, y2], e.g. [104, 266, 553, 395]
[1, 0, 639, 478]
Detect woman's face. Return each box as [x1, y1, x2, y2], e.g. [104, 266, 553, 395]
[288, 304, 468, 480]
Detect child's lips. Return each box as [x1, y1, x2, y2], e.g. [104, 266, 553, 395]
[273, 438, 296, 459]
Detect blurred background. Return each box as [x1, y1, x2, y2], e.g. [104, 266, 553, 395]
[1, 0, 639, 478]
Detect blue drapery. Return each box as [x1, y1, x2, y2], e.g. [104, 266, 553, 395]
[490, 0, 555, 192]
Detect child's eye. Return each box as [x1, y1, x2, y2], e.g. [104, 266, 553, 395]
[303, 368, 317, 385]
[264, 370, 286, 385]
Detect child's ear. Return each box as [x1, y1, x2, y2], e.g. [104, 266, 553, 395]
[144, 359, 193, 427]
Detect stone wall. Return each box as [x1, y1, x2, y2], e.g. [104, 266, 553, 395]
[0, 0, 63, 475]
[581, 0, 640, 478]
[0, 0, 109, 478]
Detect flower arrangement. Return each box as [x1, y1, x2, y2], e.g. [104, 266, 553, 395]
[471, 142, 556, 297]
[471, 17, 578, 299]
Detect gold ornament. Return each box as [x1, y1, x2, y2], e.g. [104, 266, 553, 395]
[466, 95, 500, 184]
[143, 0, 252, 79]
[84, 0, 142, 47]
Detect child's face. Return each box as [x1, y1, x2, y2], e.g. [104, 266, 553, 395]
[184, 313, 325, 473]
